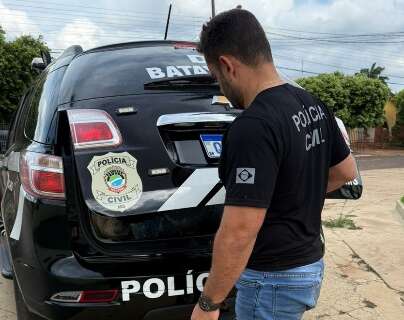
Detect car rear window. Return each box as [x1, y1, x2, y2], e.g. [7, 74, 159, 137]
[58, 45, 211, 103]
[25, 67, 66, 144]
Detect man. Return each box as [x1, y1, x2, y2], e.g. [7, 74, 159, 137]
[191, 9, 357, 320]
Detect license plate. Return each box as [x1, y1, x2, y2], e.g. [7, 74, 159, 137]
[200, 134, 223, 159]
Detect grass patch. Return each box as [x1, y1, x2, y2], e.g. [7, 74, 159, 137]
[401, 196, 404, 204]
[323, 214, 362, 230]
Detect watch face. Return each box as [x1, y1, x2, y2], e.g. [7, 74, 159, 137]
[201, 300, 210, 310]
[199, 295, 221, 312]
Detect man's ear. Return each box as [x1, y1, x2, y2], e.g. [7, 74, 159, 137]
[218, 55, 236, 78]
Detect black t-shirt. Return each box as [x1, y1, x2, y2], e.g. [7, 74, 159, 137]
[218, 83, 350, 271]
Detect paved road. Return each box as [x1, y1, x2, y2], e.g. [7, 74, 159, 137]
[358, 155, 404, 171]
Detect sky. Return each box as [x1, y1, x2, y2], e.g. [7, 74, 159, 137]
[1, 0, 404, 92]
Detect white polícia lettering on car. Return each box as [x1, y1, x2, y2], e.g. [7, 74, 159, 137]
[121, 271, 209, 301]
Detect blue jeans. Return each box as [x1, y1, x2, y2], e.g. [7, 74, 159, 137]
[235, 259, 324, 320]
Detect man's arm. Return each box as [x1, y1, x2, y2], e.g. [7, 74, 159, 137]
[191, 117, 279, 319]
[202, 205, 266, 304]
[327, 153, 357, 193]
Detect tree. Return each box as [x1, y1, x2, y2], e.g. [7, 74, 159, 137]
[356, 62, 389, 84]
[343, 74, 390, 128]
[0, 26, 5, 44]
[296, 72, 351, 124]
[396, 90, 404, 124]
[0, 28, 49, 122]
[297, 73, 390, 128]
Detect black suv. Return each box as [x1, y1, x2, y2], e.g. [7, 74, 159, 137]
[0, 41, 362, 320]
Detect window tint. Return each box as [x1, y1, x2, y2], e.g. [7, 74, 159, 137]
[24, 67, 66, 144]
[6, 89, 32, 149]
[6, 111, 19, 149]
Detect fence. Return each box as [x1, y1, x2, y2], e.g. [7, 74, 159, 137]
[348, 127, 391, 153]
[348, 128, 367, 153]
[0, 122, 9, 153]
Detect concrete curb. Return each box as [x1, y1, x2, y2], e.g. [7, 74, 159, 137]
[396, 200, 404, 219]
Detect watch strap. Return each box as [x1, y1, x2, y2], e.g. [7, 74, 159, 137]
[198, 293, 222, 312]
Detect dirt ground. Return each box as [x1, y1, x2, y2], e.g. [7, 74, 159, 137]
[1, 156, 403, 320]
[304, 167, 404, 319]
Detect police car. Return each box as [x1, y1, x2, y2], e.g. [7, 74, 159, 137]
[0, 41, 362, 320]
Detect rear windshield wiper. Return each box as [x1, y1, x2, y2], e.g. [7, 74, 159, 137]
[144, 75, 218, 89]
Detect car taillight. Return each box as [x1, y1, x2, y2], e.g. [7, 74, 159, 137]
[50, 289, 118, 303]
[20, 151, 65, 199]
[67, 109, 122, 150]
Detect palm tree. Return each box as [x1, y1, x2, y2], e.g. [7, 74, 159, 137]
[357, 63, 389, 84]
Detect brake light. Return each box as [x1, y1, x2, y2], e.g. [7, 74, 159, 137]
[174, 42, 197, 49]
[20, 151, 65, 199]
[79, 290, 118, 303]
[67, 109, 122, 150]
[74, 122, 113, 142]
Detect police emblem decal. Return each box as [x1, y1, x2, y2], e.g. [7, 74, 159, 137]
[104, 166, 127, 193]
[236, 168, 255, 184]
[88, 152, 143, 212]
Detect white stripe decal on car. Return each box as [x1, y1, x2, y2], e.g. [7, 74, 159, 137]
[157, 168, 220, 212]
[206, 186, 226, 206]
[10, 186, 26, 241]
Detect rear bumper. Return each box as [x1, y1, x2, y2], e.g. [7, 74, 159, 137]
[44, 299, 235, 320]
[4, 186, 233, 319]
[15, 254, 235, 320]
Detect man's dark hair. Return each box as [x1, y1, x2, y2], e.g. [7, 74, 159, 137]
[198, 9, 273, 66]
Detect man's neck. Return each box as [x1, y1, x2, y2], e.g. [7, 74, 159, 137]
[243, 64, 284, 108]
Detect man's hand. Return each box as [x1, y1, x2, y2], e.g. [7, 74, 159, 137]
[191, 304, 220, 320]
[191, 205, 265, 320]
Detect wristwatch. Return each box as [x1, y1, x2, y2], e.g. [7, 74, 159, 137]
[198, 293, 222, 312]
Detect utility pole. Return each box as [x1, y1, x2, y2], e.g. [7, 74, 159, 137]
[164, 3, 172, 40]
[211, 0, 216, 18]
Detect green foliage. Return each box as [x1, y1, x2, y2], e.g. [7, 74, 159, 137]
[357, 62, 389, 84]
[0, 28, 49, 122]
[296, 72, 350, 124]
[395, 89, 404, 125]
[297, 73, 390, 128]
[0, 26, 5, 44]
[322, 214, 361, 230]
[343, 75, 390, 128]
